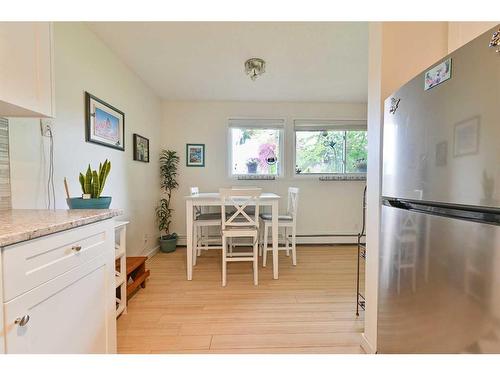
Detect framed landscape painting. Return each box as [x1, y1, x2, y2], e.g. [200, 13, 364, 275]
[133, 134, 150, 162]
[186, 144, 205, 167]
[85, 92, 125, 151]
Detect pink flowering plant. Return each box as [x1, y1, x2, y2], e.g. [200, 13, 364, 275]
[258, 143, 277, 174]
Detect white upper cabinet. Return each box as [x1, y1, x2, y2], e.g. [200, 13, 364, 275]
[0, 22, 55, 118]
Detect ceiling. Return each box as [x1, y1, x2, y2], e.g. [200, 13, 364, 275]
[86, 22, 368, 102]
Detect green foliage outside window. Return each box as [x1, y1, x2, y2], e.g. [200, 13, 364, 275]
[295, 130, 367, 174]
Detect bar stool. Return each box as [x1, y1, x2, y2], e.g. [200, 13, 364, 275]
[191, 187, 223, 266]
[220, 187, 261, 286]
[260, 187, 299, 267]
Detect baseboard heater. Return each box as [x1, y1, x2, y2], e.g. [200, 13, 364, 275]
[176, 233, 359, 246]
[296, 233, 358, 237]
[295, 233, 359, 245]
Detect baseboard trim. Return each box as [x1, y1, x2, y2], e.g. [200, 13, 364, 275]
[144, 245, 160, 259]
[360, 333, 376, 354]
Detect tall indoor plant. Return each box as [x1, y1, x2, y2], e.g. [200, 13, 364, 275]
[156, 149, 179, 253]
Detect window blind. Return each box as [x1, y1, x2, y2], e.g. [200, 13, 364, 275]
[294, 119, 367, 131]
[228, 118, 285, 129]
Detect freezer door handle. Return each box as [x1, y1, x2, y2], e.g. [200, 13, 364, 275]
[383, 198, 411, 210]
[382, 197, 500, 226]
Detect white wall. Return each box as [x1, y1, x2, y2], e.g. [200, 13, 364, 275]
[161, 101, 367, 243]
[448, 22, 498, 53]
[364, 22, 449, 353]
[8, 22, 162, 256]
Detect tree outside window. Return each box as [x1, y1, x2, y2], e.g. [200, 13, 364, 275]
[295, 130, 367, 175]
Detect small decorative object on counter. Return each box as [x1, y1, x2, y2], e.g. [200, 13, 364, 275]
[157, 150, 179, 252]
[67, 159, 112, 209]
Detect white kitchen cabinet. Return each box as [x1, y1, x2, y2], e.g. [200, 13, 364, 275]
[0, 219, 116, 354]
[0, 22, 55, 118]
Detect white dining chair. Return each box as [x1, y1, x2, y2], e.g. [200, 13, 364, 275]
[190, 187, 223, 266]
[220, 187, 262, 287]
[225, 186, 257, 255]
[260, 187, 299, 267]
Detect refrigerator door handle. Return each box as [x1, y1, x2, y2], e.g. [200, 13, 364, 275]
[383, 198, 411, 210]
[382, 197, 500, 226]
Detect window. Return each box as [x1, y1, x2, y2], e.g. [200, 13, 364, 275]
[294, 120, 367, 175]
[228, 119, 284, 177]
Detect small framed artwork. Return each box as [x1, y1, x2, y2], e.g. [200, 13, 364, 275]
[85, 92, 125, 151]
[186, 144, 205, 167]
[133, 134, 150, 163]
[424, 58, 452, 91]
[435, 141, 448, 167]
[454, 116, 480, 157]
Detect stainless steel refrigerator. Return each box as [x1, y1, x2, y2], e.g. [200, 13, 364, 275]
[378, 25, 500, 353]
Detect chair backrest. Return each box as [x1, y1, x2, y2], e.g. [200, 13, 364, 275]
[287, 187, 300, 221]
[190, 187, 201, 216]
[219, 188, 262, 230]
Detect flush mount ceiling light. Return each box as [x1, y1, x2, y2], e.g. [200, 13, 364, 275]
[244, 58, 266, 81]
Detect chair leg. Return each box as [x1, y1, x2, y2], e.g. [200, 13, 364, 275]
[222, 236, 227, 287]
[262, 224, 269, 267]
[253, 236, 258, 286]
[258, 221, 263, 257]
[397, 248, 401, 295]
[193, 224, 198, 266]
[229, 237, 233, 257]
[197, 227, 202, 256]
[291, 225, 297, 266]
[285, 227, 290, 256]
[204, 227, 209, 252]
[412, 266, 416, 293]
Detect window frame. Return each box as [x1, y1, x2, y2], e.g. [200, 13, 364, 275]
[293, 119, 367, 179]
[227, 118, 286, 179]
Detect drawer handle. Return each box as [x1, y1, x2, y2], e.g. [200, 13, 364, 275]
[14, 315, 30, 327]
[72, 245, 82, 252]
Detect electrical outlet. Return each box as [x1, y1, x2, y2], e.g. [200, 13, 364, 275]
[40, 119, 53, 137]
[143, 234, 148, 244]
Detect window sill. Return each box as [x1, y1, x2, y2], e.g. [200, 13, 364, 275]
[234, 175, 278, 181]
[293, 174, 366, 181]
[318, 175, 366, 181]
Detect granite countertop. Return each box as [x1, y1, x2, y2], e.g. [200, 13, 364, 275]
[0, 209, 123, 247]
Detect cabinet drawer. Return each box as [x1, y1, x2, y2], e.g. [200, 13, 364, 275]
[3, 253, 115, 353]
[2, 220, 111, 301]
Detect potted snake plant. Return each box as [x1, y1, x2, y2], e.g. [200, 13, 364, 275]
[156, 150, 179, 252]
[67, 159, 112, 209]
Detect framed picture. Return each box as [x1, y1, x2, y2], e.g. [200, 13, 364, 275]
[186, 144, 205, 167]
[133, 134, 150, 163]
[435, 141, 448, 167]
[454, 116, 480, 157]
[85, 92, 125, 151]
[424, 58, 452, 91]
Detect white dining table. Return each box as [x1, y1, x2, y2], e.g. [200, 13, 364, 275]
[185, 192, 280, 281]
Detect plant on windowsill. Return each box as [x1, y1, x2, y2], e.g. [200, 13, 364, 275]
[67, 159, 112, 209]
[246, 158, 259, 174]
[355, 158, 367, 173]
[156, 149, 179, 253]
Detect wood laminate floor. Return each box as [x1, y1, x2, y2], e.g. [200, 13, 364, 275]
[117, 245, 365, 354]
